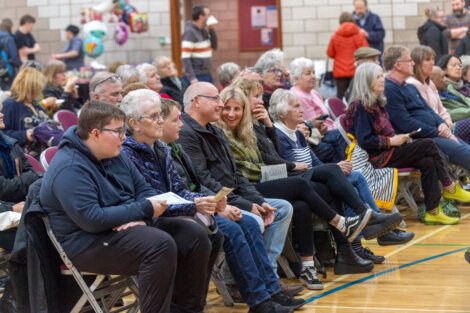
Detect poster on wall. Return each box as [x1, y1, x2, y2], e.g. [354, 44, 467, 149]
[251, 6, 267, 28]
[261, 28, 273, 45]
[266, 5, 278, 28]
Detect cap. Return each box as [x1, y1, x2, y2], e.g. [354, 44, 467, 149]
[354, 47, 381, 61]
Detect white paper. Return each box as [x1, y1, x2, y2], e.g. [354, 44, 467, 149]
[261, 28, 273, 45]
[266, 5, 278, 28]
[0, 211, 21, 231]
[147, 192, 193, 205]
[207, 15, 218, 26]
[251, 6, 266, 28]
[260, 164, 287, 182]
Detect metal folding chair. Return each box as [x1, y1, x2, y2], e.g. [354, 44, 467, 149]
[324, 97, 347, 120]
[41, 215, 140, 313]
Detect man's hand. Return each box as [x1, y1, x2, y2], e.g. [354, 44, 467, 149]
[337, 160, 352, 175]
[113, 221, 146, 231]
[438, 123, 452, 138]
[260, 202, 276, 227]
[12, 202, 25, 214]
[149, 199, 168, 217]
[219, 205, 242, 221]
[194, 196, 217, 215]
[359, 28, 369, 38]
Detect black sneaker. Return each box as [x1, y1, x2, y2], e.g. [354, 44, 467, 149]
[356, 247, 385, 264]
[299, 266, 324, 290]
[465, 248, 470, 264]
[271, 292, 305, 310]
[343, 209, 372, 242]
[249, 299, 293, 313]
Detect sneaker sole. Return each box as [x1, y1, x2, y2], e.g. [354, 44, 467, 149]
[424, 219, 460, 225]
[347, 209, 372, 242]
[363, 214, 402, 240]
[301, 280, 324, 290]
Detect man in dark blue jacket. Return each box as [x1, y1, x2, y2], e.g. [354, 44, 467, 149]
[383, 45, 470, 172]
[39, 101, 177, 313]
[353, 0, 385, 54]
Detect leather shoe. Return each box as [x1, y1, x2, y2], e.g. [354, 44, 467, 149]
[377, 229, 415, 246]
[249, 299, 293, 313]
[271, 292, 305, 310]
[363, 212, 402, 240]
[334, 243, 373, 275]
[279, 281, 304, 297]
[355, 247, 385, 264]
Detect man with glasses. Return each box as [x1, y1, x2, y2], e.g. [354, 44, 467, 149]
[89, 71, 123, 105]
[384, 45, 470, 172]
[40, 101, 177, 313]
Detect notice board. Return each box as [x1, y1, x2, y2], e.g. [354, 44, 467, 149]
[238, 0, 281, 51]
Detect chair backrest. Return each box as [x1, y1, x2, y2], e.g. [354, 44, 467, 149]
[53, 110, 78, 131]
[40, 146, 59, 171]
[335, 114, 352, 146]
[25, 154, 45, 173]
[324, 97, 346, 119]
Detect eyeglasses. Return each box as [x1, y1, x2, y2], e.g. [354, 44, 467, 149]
[92, 75, 121, 92]
[100, 127, 126, 138]
[267, 68, 283, 75]
[196, 94, 221, 102]
[449, 62, 463, 68]
[139, 113, 165, 121]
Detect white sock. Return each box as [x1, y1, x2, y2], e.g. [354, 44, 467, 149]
[302, 260, 315, 270]
[336, 216, 346, 233]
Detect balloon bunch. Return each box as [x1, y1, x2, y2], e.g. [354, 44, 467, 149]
[79, 0, 148, 58]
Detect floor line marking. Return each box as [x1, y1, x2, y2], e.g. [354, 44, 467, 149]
[301, 304, 470, 312]
[300, 212, 470, 299]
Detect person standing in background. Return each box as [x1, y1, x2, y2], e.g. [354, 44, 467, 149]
[181, 5, 217, 87]
[52, 25, 84, 71]
[353, 0, 385, 55]
[0, 18, 20, 90]
[14, 15, 40, 62]
[417, 8, 449, 61]
[445, 0, 470, 54]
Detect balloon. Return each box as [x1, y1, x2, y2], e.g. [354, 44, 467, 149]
[83, 21, 107, 38]
[113, 22, 128, 45]
[112, 0, 129, 15]
[93, 0, 114, 14]
[121, 4, 136, 25]
[83, 36, 104, 58]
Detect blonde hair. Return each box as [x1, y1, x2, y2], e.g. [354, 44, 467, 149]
[11, 67, 47, 103]
[43, 60, 67, 85]
[218, 86, 257, 149]
[230, 76, 263, 98]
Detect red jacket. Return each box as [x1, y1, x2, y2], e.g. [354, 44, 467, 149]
[327, 22, 368, 78]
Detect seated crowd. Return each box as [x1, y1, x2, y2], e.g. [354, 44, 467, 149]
[2, 33, 470, 313]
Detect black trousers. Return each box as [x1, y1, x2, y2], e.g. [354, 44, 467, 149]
[336, 77, 352, 99]
[385, 138, 448, 211]
[0, 228, 16, 252]
[72, 226, 177, 313]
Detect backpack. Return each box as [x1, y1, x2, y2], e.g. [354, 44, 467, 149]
[0, 35, 14, 82]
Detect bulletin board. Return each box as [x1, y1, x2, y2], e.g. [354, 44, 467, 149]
[238, 0, 282, 51]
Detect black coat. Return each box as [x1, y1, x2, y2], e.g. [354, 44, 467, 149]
[42, 83, 82, 112]
[456, 33, 470, 57]
[178, 113, 265, 211]
[160, 77, 184, 106]
[417, 19, 449, 60]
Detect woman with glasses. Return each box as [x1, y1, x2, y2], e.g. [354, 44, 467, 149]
[327, 12, 368, 99]
[120, 89, 223, 313]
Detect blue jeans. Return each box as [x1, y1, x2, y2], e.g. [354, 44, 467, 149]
[263, 198, 293, 274]
[345, 171, 381, 219]
[215, 214, 281, 307]
[433, 137, 470, 171]
[312, 129, 348, 163]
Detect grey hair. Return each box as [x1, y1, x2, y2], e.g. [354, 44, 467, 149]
[119, 89, 161, 133]
[136, 63, 157, 84]
[254, 48, 284, 74]
[217, 62, 241, 87]
[268, 89, 296, 122]
[89, 71, 119, 96]
[115, 64, 139, 87]
[183, 82, 213, 112]
[383, 45, 409, 71]
[350, 62, 387, 108]
[290, 57, 315, 84]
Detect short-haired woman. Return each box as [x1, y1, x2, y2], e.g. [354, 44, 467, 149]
[346, 62, 470, 225]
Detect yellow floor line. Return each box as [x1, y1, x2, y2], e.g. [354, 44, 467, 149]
[302, 304, 470, 312]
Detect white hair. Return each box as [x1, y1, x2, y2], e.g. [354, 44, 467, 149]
[268, 89, 296, 122]
[350, 62, 387, 108]
[290, 57, 315, 84]
[136, 63, 157, 84]
[115, 64, 139, 86]
[254, 48, 284, 74]
[120, 89, 161, 132]
[217, 62, 241, 87]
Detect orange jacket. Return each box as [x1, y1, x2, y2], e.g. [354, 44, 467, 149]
[327, 22, 368, 78]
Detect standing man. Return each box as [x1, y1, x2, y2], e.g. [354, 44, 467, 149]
[181, 5, 217, 87]
[445, 0, 470, 54]
[52, 25, 84, 71]
[353, 0, 385, 54]
[14, 14, 40, 62]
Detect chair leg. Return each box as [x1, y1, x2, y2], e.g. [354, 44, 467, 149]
[391, 205, 407, 228]
[71, 274, 106, 313]
[398, 180, 419, 216]
[211, 253, 234, 307]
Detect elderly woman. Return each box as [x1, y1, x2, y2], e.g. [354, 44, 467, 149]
[115, 64, 139, 89]
[2, 67, 51, 155]
[290, 57, 347, 162]
[136, 63, 171, 99]
[217, 62, 241, 89]
[254, 49, 288, 109]
[119, 89, 223, 313]
[42, 60, 82, 113]
[408, 46, 470, 145]
[154, 56, 184, 105]
[346, 62, 470, 225]
[154, 98, 306, 312]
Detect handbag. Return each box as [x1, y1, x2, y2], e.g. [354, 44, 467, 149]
[318, 58, 337, 99]
[33, 121, 64, 147]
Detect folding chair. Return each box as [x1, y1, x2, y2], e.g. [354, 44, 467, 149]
[25, 154, 46, 173]
[211, 252, 234, 306]
[335, 114, 352, 146]
[41, 215, 140, 313]
[53, 110, 79, 131]
[324, 97, 347, 120]
[40, 146, 59, 171]
[397, 168, 421, 216]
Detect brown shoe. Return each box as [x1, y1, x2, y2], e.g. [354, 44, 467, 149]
[279, 281, 304, 296]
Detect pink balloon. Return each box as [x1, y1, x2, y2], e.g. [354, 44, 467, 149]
[113, 22, 128, 45]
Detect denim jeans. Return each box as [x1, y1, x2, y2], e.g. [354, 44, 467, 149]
[263, 198, 293, 274]
[242, 210, 265, 233]
[347, 171, 380, 212]
[433, 137, 470, 171]
[215, 214, 281, 307]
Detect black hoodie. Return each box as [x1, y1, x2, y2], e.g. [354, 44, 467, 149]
[417, 19, 449, 60]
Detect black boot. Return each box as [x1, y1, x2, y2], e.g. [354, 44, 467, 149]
[351, 238, 385, 264]
[334, 242, 373, 275]
[362, 211, 402, 240]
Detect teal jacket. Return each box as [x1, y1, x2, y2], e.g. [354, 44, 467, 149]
[440, 85, 470, 122]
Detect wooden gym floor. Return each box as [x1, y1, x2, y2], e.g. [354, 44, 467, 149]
[204, 205, 470, 313]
